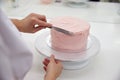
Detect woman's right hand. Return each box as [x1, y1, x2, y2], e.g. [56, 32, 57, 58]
[12, 13, 52, 33]
[43, 55, 63, 80]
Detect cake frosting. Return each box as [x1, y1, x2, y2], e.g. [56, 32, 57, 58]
[50, 17, 90, 53]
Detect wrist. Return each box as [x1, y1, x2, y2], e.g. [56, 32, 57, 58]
[11, 19, 23, 32]
[44, 74, 57, 80]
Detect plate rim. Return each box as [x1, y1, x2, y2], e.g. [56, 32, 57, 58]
[35, 29, 100, 62]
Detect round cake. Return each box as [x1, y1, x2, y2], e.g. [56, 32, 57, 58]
[50, 17, 90, 53]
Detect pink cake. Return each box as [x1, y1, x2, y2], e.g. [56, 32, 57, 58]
[41, 0, 52, 4]
[50, 17, 90, 53]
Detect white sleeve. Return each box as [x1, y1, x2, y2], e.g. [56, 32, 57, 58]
[0, 8, 33, 80]
[0, 52, 15, 80]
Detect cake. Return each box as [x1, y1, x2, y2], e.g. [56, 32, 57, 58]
[50, 17, 90, 53]
[41, 0, 52, 4]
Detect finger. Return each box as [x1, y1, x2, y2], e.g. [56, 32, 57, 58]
[34, 13, 47, 22]
[43, 66, 47, 71]
[31, 28, 42, 33]
[43, 61, 48, 66]
[33, 24, 44, 29]
[33, 25, 50, 33]
[30, 13, 47, 22]
[32, 26, 44, 33]
[35, 19, 52, 27]
[50, 55, 55, 62]
[45, 58, 50, 62]
[32, 18, 52, 28]
[43, 60, 49, 66]
[43, 59, 50, 66]
[38, 15, 47, 22]
[55, 59, 60, 63]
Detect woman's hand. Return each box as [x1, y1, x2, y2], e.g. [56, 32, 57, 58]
[11, 13, 52, 33]
[43, 55, 63, 80]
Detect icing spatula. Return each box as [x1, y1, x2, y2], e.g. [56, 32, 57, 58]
[49, 26, 74, 36]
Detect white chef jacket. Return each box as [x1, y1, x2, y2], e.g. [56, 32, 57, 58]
[0, 9, 33, 80]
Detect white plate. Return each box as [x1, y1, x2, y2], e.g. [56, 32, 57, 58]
[35, 29, 100, 62]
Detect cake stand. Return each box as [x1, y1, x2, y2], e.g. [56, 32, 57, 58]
[35, 29, 100, 70]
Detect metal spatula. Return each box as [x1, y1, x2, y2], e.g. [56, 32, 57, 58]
[49, 26, 74, 36]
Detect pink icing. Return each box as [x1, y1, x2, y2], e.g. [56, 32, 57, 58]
[50, 17, 90, 53]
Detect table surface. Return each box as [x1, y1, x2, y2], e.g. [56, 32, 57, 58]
[1, 0, 120, 80]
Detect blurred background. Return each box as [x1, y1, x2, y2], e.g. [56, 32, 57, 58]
[0, 0, 120, 24]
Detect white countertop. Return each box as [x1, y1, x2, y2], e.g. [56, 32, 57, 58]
[1, 0, 120, 80]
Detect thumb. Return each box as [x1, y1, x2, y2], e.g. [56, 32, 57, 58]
[50, 55, 55, 62]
